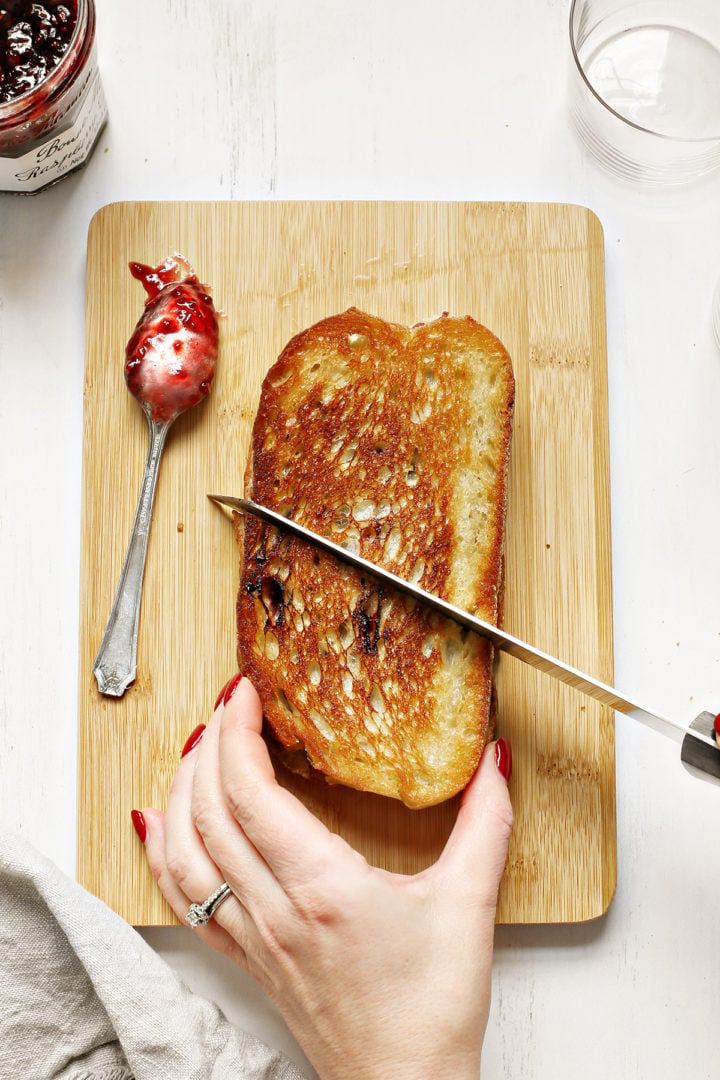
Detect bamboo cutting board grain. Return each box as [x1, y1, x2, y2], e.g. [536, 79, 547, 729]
[78, 201, 616, 926]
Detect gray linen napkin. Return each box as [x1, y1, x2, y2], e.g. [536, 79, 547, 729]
[0, 832, 308, 1080]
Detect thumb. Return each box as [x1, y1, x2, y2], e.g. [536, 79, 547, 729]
[433, 738, 513, 916]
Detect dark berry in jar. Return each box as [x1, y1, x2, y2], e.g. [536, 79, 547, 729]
[0, 0, 78, 104]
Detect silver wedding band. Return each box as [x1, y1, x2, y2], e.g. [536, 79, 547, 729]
[185, 882, 233, 928]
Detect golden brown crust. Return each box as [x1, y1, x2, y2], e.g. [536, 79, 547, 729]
[236, 309, 514, 808]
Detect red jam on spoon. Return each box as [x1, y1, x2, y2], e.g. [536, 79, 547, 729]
[124, 254, 219, 425]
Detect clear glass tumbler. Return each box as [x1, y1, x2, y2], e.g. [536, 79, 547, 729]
[569, 0, 720, 184]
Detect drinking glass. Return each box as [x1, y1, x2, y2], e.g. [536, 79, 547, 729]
[569, 0, 720, 184]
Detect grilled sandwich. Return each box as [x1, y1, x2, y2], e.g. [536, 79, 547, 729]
[235, 308, 514, 808]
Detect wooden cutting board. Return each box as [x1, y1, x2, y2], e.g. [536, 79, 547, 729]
[78, 201, 615, 926]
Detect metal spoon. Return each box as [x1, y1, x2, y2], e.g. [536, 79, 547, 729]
[93, 258, 218, 697]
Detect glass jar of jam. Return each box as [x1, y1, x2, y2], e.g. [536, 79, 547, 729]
[0, 0, 107, 193]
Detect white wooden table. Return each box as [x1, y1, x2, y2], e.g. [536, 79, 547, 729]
[1, 2, 719, 1076]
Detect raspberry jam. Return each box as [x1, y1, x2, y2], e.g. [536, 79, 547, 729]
[0, 0, 107, 192]
[0, 1, 78, 104]
[125, 255, 220, 425]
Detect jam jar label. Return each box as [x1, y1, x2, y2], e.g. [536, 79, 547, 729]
[0, 54, 108, 193]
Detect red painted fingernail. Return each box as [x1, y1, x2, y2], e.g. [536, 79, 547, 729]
[714, 713, 720, 745]
[223, 672, 243, 705]
[495, 738, 512, 781]
[131, 809, 147, 844]
[181, 723, 206, 758]
[214, 679, 233, 710]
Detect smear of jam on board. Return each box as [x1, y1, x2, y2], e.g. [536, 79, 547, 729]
[125, 254, 219, 424]
[0, 1, 78, 104]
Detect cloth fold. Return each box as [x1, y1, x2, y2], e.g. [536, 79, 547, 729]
[0, 833, 308, 1080]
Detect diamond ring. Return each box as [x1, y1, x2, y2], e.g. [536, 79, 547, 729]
[185, 882, 233, 927]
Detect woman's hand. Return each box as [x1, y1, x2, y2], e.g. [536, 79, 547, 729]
[137, 676, 513, 1080]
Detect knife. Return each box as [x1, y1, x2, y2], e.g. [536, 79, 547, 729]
[208, 494, 720, 784]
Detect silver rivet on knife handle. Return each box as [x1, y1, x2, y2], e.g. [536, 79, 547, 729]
[208, 495, 720, 776]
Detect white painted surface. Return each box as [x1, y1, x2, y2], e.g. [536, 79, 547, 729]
[1, 2, 718, 1077]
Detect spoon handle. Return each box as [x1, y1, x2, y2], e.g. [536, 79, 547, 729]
[93, 414, 172, 697]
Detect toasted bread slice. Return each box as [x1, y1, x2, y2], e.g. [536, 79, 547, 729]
[235, 308, 514, 808]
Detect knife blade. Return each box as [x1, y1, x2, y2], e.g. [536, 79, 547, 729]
[208, 494, 720, 772]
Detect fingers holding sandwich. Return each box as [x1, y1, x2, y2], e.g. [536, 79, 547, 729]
[433, 737, 513, 921]
[216, 675, 513, 917]
[217, 676, 369, 895]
